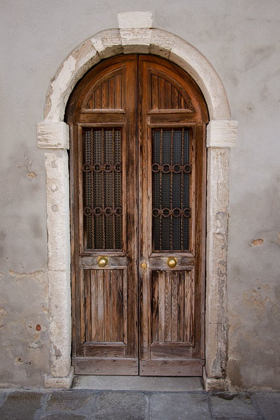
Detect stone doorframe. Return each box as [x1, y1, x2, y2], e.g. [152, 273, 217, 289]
[37, 12, 237, 390]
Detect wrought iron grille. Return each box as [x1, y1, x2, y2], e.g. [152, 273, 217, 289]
[83, 128, 122, 250]
[152, 128, 191, 251]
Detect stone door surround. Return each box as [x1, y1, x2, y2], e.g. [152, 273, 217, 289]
[37, 12, 237, 390]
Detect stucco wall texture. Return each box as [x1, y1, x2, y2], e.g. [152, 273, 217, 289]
[0, 0, 279, 389]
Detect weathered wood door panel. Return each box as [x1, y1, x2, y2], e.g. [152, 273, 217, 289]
[67, 56, 138, 375]
[139, 56, 208, 375]
[66, 55, 208, 376]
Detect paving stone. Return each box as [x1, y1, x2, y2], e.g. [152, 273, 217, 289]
[0, 391, 42, 420]
[210, 393, 259, 419]
[0, 392, 7, 407]
[46, 390, 93, 412]
[93, 391, 147, 420]
[253, 393, 280, 420]
[39, 415, 85, 420]
[213, 418, 259, 420]
[150, 392, 211, 420]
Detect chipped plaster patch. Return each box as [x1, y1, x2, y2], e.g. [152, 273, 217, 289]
[0, 308, 8, 328]
[48, 55, 76, 120]
[9, 269, 45, 284]
[29, 340, 43, 349]
[91, 30, 123, 59]
[44, 44, 99, 121]
[251, 238, 264, 246]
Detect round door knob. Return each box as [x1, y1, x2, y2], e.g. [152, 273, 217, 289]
[141, 262, 147, 269]
[98, 257, 108, 267]
[167, 257, 177, 268]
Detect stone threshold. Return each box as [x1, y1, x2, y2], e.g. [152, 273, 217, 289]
[72, 375, 204, 392]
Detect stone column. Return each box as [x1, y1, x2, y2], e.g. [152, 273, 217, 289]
[37, 122, 74, 388]
[204, 120, 238, 391]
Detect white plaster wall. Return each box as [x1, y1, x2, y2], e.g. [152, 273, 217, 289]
[0, 0, 280, 389]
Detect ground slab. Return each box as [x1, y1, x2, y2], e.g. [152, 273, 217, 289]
[73, 376, 203, 392]
[0, 389, 279, 419]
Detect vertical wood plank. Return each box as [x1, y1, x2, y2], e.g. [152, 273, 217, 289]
[79, 268, 85, 349]
[87, 95, 93, 109]
[84, 270, 91, 342]
[171, 272, 179, 342]
[90, 270, 98, 341]
[115, 74, 122, 109]
[164, 271, 172, 342]
[180, 93, 185, 109]
[151, 75, 159, 110]
[109, 77, 115, 109]
[123, 268, 128, 345]
[104, 270, 111, 341]
[158, 77, 165, 109]
[158, 271, 165, 343]
[152, 272, 159, 343]
[165, 81, 172, 109]
[185, 270, 194, 343]
[110, 270, 118, 342]
[140, 270, 150, 359]
[102, 80, 109, 109]
[177, 272, 184, 342]
[171, 85, 179, 109]
[116, 270, 124, 342]
[97, 270, 104, 341]
[94, 87, 102, 109]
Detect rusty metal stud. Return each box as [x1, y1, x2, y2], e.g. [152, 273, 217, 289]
[167, 257, 177, 268]
[98, 256, 108, 267]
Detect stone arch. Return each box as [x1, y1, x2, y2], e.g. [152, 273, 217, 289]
[43, 28, 230, 121]
[37, 12, 237, 390]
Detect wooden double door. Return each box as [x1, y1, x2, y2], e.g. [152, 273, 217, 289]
[66, 55, 208, 376]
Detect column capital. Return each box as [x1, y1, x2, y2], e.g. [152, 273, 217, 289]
[207, 120, 238, 148]
[37, 121, 69, 149]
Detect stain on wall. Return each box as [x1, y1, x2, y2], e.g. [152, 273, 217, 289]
[0, 270, 49, 386]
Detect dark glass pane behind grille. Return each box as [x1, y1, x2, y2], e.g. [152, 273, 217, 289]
[152, 129, 191, 251]
[83, 128, 122, 250]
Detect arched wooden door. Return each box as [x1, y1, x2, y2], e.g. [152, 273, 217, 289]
[66, 55, 209, 376]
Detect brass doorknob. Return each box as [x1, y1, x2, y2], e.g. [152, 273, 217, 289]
[167, 257, 177, 268]
[98, 257, 108, 267]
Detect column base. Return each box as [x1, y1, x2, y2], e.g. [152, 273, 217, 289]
[203, 367, 230, 391]
[44, 366, 74, 389]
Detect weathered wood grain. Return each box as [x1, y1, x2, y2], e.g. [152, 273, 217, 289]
[139, 54, 208, 375]
[67, 54, 208, 376]
[74, 358, 138, 375]
[140, 359, 204, 376]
